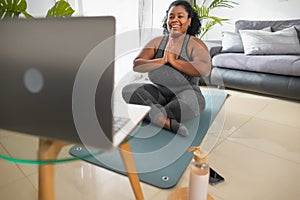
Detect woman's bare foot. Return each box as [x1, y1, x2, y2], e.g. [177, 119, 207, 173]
[148, 103, 188, 137]
[169, 118, 188, 137]
[155, 116, 188, 137]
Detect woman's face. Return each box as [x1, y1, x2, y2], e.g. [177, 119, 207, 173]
[167, 5, 191, 36]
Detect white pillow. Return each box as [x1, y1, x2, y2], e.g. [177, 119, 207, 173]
[221, 27, 271, 53]
[221, 31, 244, 52]
[239, 27, 300, 55]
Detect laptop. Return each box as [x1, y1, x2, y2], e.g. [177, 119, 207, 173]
[0, 16, 150, 150]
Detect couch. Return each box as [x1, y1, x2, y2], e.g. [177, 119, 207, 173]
[205, 19, 300, 101]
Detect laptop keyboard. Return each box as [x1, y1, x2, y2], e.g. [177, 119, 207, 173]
[113, 117, 130, 133]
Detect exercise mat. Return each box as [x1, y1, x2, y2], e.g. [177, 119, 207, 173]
[70, 89, 227, 188]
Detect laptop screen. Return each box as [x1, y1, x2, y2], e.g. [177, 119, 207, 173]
[0, 16, 116, 149]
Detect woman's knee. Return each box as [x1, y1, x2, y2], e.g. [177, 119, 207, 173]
[122, 83, 145, 103]
[165, 99, 202, 122]
[122, 83, 159, 105]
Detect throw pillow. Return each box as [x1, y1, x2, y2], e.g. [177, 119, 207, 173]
[221, 31, 244, 53]
[294, 25, 300, 42]
[239, 27, 300, 55]
[221, 27, 271, 53]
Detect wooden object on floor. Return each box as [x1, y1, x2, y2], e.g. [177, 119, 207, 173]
[38, 139, 68, 200]
[168, 187, 214, 200]
[119, 141, 144, 200]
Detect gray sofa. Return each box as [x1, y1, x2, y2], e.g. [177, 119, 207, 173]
[206, 19, 300, 101]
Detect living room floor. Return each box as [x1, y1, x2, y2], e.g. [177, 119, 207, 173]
[0, 88, 299, 200]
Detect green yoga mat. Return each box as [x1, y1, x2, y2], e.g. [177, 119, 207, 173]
[69, 89, 227, 189]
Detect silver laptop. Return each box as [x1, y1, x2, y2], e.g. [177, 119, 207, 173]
[0, 16, 150, 150]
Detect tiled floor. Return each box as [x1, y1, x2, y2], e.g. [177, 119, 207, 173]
[1, 88, 299, 200]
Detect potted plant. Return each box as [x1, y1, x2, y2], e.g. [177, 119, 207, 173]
[192, 0, 238, 39]
[0, 0, 74, 19]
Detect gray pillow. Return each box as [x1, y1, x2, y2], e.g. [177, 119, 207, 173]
[294, 25, 300, 42]
[239, 27, 300, 55]
[221, 31, 244, 52]
[221, 27, 271, 53]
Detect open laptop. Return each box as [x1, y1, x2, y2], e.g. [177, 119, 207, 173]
[0, 16, 150, 150]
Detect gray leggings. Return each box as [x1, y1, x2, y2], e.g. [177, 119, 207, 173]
[122, 83, 205, 123]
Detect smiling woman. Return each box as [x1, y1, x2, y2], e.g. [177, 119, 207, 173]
[162, 0, 201, 37]
[122, 0, 211, 137]
[167, 5, 191, 36]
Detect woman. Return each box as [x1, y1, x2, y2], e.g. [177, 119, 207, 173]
[122, 0, 211, 136]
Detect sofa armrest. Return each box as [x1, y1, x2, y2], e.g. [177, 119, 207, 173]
[198, 40, 222, 86]
[204, 40, 222, 58]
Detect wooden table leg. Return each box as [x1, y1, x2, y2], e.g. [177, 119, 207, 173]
[38, 162, 55, 200]
[119, 141, 144, 200]
[38, 139, 68, 200]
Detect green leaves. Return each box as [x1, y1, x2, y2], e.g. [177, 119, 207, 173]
[193, 4, 208, 19]
[0, 0, 32, 19]
[46, 0, 74, 18]
[0, 0, 74, 19]
[200, 18, 227, 39]
[208, 0, 239, 10]
[193, 0, 238, 39]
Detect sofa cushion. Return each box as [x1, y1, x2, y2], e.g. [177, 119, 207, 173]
[239, 27, 300, 55]
[212, 53, 300, 76]
[221, 27, 271, 53]
[210, 67, 300, 101]
[235, 19, 300, 32]
[295, 25, 300, 41]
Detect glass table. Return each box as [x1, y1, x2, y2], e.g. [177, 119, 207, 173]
[0, 128, 144, 200]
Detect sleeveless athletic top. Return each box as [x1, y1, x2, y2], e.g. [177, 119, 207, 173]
[148, 34, 200, 92]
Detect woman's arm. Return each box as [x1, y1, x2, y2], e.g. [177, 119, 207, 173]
[133, 36, 166, 73]
[166, 36, 211, 77]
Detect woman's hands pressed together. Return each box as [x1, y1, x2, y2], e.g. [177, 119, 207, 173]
[163, 37, 178, 64]
[163, 35, 211, 77]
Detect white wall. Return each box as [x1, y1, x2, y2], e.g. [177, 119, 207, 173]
[152, 0, 174, 29]
[203, 0, 300, 40]
[26, 0, 54, 17]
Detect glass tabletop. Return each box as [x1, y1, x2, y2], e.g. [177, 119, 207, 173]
[0, 128, 104, 165]
[0, 119, 140, 165]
